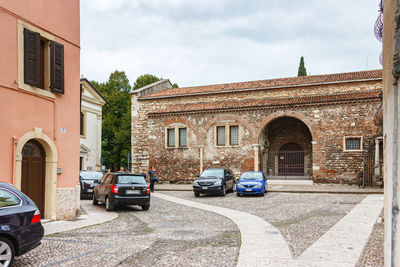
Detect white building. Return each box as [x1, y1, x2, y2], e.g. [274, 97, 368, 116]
[80, 78, 107, 171]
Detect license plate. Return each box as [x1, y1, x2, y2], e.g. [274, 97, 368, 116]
[87, 189, 93, 193]
[202, 187, 208, 189]
[126, 190, 140, 194]
[246, 189, 252, 191]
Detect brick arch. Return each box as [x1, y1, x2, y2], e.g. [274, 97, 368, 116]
[255, 111, 315, 142]
[163, 117, 200, 145]
[199, 115, 255, 146]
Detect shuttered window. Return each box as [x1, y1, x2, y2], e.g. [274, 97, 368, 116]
[217, 126, 225, 146]
[50, 41, 64, 94]
[80, 112, 85, 136]
[179, 128, 187, 147]
[230, 126, 239, 145]
[23, 28, 64, 94]
[167, 129, 175, 147]
[23, 28, 41, 87]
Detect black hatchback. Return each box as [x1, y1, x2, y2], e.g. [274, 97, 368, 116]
[193, 168, 235, 197]
[0, 183, 44, 267]
[93, 173, 151, 211]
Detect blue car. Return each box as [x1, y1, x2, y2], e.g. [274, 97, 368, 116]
[236, 171, 267, 196]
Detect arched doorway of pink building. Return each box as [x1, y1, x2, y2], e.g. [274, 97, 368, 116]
[258, 116, 312, 180]
[15, 128, 58, 220]
[21, 140, 45, 217]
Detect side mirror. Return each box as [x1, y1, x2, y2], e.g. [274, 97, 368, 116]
[196, 174, 200, 177]
[94, 179, 99, 183]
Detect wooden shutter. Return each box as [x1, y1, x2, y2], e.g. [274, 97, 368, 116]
[50, 41, 64, 94]
[24, 28, 41, 87]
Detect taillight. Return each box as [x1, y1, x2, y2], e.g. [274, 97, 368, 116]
[146, 186, 150, 195]
[31, 210, 41, 224]
[111, 185, 119, 194]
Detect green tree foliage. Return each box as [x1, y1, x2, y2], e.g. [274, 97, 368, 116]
[133, 74, 160, 90]
[133, 74, 179, 90]
[297, 56, 307, 76]
[95, 71, 131, 171]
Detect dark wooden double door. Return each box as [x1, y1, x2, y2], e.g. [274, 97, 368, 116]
[21, 140, 45, 218]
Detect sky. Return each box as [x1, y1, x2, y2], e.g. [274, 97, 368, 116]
[80, 0, 382, 88]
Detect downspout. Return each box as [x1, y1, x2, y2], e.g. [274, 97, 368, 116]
[391, 1, 400, 264]
[12, 136, 17, 185]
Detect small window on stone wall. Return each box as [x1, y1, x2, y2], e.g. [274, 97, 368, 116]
[167, 128, 175, 147]
[344, 137, 362, 151]
[179, 128, 187, 147]
[230, 126, 239, 145]
[216, 126, 226, 146]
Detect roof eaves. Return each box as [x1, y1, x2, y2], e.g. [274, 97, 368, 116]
[139, 77, 382, 100]
[80, 78, 108, 104]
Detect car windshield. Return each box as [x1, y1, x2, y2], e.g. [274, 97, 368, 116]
[117, 175, 146, 184]
[200, 169, 224, 178]
[240, 172, 264, 180]
[80, 172, 103, 180]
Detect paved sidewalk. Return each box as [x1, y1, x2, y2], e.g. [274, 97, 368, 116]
[42, 200, 118, 235]
[155, 182, 383, 194]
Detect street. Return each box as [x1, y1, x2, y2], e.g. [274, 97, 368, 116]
[14, 192, 383, 266]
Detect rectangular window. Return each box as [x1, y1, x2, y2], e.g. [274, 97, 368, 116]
[20, 23, 64, 95]
[345, 137, 361, 150]
[179, 128, 187, 147]
[217, 126, 226, 146]
[230, 126, 239, 145]
[80, 112, 85, 136]
[167, 128, 175, 147]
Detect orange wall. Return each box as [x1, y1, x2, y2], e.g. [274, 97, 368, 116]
[0, 0, 80, 188]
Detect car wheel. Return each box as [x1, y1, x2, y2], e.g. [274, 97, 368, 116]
[142, 204, 150, 211]
[236, 192, 241, 197]
[194, 192, 200, 197]
[260, 192, 265, 197]
[0, 237, 14, 267]
[220, 185, 226, 196]
[105, 196, 114, 211]
[92, 193, 98, 205]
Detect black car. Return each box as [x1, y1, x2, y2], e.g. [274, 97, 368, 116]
[93, 173, 151, 211]
[80, 171, 103, 199]
[193, 168, 235, 197]
[0, 183, 44, 267]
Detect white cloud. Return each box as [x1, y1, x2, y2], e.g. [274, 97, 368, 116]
[80, 0, 382, 87]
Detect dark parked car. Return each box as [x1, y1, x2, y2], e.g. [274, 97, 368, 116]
[0, 183, 44, 267]
[193, 168, 235, 197]
[93, 173, 151, 211]
[80, 171, 103, 199]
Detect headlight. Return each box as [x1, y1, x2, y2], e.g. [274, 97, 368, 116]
[237, 184, 245, 188]
[193, 181, 199, 186]
[214, 179, 222, 185]
[254, 184, 262, 188]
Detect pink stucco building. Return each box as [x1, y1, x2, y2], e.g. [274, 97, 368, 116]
[0, 0, 80, 220]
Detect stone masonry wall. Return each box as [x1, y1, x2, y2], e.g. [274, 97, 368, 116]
[131, 80, 382, 183]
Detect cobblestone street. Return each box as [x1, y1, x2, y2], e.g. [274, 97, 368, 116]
[13, 191, 383, 266]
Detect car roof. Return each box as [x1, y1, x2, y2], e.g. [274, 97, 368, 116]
[110, 172, 144, 176]
[242, 171, 264, 173]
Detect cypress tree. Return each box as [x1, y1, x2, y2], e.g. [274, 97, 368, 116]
[297, 56, 307, 76]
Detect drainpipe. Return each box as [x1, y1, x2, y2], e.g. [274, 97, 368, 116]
[12, 136, 17, 185]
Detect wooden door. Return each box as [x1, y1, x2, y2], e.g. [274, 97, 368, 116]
[21, 140, 45, 217]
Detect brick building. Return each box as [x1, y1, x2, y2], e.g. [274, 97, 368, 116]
[131, 70, 383, 184]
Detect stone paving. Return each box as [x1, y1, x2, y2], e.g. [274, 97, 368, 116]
[163, 191, 369, 258]
[14, 198, 240, 267]
[13, 190, 383, 266]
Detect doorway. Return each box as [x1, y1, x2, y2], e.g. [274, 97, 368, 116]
[21, 140, 45, 217]
[278, 143, 305, 176]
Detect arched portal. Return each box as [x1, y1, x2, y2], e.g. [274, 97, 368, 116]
[22, 140, 45, 217]
[258, 116, 312, 179]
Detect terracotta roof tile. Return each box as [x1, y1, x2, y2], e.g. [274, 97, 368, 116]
[141, 70, 382, 99]
[149, 91, 382, 115]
